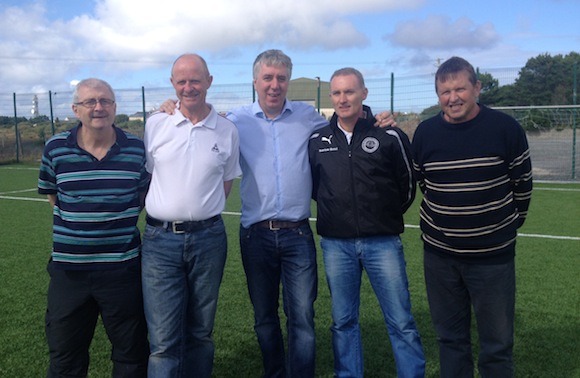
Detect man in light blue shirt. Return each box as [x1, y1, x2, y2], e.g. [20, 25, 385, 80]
[229, 94, 327, 229]
[228, 50, 325, 378]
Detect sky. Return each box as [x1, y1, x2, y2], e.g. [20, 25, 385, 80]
[0, 0, 578, 96]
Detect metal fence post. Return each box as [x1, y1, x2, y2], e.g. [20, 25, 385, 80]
[13, 93, 19, 163]
[572, 62, 577, 179]
[141, 86, 147, 127]
[390, 72, 394, 114]
[316, 76, 321, 114]
[49, 90, 55, 135]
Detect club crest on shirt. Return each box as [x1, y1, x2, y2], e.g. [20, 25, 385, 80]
[361, 137, 379, 153]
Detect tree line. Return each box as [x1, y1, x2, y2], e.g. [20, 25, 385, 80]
[479, 52, 579, 107]
[421, 52, 579, 119]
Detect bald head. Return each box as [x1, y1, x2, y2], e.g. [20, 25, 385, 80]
[171, 53, 210, 78]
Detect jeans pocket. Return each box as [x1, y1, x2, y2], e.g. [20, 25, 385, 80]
[239, 225, 252, 241]
[206, 218, 226, 236]
[292, 223, 313, 238]
[143, 224, 163, 240]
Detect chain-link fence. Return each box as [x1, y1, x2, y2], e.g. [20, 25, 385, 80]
[1, 69, 578, 181]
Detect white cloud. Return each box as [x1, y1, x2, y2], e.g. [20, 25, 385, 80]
[73, 0, 417, 56]
[0, 0, 421, 93]
[386, 15, 500, 50]
[0, 3, 87, 92]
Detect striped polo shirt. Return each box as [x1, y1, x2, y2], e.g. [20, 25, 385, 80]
[38, 124, 150, 269]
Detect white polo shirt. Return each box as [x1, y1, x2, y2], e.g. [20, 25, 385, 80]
[144, 104, 241, 221]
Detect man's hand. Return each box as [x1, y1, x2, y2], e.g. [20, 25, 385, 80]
[159, 99, 178, 114]
[374, 111, 397, 128]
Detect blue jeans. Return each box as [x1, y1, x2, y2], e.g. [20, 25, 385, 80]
[141, 218, 227, 378]
[424, 249, 515, 378]
[321, 236, 425, 378]
[240, 223, 318, 378]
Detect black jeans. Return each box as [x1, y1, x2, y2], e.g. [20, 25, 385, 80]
[45, 261, 149, 378]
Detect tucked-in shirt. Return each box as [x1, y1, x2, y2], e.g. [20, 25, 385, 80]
[227, 100, 328, 228]
[144, 104, 241, 221]
[38, 124, 150, 269]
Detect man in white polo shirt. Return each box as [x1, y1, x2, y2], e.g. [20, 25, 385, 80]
[141, 53, 241, 378]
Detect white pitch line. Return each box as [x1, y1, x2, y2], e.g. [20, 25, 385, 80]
[0, 195, 48, 202]
[0, 167, 39, 170]
[517, 233, 580, 241]
[225, 212, 580, 241]
[0, 188, 38, 194]
[3, 199, 580, 242]
[534, 187, 580, 192]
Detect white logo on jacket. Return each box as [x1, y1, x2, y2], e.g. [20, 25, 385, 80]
[321, 135, 333, 145]
[361, 137, 379, 153]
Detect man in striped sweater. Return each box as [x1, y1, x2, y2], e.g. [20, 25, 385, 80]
[38, 78, 150, 377]
[412, 57, 533, 377]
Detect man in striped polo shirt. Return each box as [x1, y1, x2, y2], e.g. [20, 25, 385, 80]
[38, 78, 150, 377]
[412, 57, 533, 377]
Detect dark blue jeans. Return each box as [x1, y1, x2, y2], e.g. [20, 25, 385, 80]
[240, 223, 318, 378]
[45, 261, 149, 378]
[424, 250, 515, 378]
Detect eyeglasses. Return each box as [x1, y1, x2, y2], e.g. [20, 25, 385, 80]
[74, 99, 115, 108]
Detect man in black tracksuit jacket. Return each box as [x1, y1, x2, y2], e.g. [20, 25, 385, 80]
[308, 67, 425, 378]
[310, 106, 415, 238]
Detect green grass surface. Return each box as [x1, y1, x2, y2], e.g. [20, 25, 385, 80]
[0, 164, 579, 377]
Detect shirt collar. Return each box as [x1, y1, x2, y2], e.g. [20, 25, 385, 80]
[66, 123, 128, 147]
[172, 102, 217, 129]
[251, 99, 292, 120]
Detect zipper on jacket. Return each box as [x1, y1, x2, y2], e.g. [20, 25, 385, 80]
[347, 135, 361, 235]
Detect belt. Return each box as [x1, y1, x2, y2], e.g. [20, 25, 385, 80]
[146, 214, 221, 234]
[254, 219, 308, 231]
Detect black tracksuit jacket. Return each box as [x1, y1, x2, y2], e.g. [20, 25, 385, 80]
[308, 109, 416, 238]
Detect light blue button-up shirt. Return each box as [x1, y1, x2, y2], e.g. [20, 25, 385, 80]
[227, 100, 328, 228]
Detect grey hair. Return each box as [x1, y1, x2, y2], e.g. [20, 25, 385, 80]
[72, 78, 115, 103]
[252, 49, 293, 80]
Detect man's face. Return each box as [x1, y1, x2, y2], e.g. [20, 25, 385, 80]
[253, 63, 289, 119]
[329, 73, 368, 124]
[171, 56, 212, 114]
[436, 70, 481, 124]
[72, 84, 116, 130]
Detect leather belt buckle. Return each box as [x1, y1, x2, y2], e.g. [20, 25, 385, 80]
[268, 220, 280, 231]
